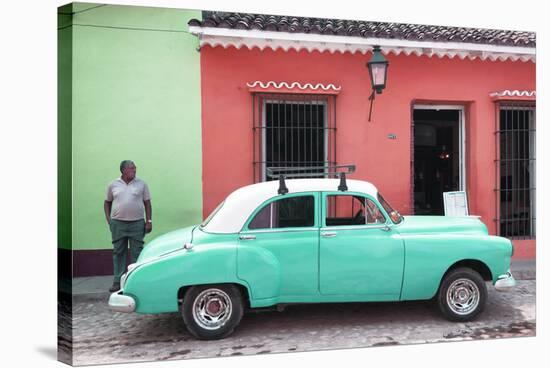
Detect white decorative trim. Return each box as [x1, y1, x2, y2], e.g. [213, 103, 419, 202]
[189, 26, 535, 63]
[489, 90, 536, 98]
[246, 81, 341, 91]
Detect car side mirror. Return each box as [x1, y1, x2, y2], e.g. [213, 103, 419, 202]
[390, 211, 400, 223]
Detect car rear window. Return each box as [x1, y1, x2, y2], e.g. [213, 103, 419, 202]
[200, 201, 225, 228]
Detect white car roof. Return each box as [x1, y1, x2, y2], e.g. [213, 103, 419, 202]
[202, 178, 379, 234]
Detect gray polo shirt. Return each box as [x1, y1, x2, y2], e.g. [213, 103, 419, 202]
[106, 177, 151, 221]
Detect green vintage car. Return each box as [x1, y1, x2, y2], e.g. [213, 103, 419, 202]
[108, 175, 516, 340]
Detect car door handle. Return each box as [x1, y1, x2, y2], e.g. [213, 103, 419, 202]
[321, 231, 337, 238]
[239, 235, 256, 241]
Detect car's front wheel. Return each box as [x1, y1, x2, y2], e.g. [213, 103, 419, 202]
[181, 284, 243, 340]
[437, 267, 487, 322]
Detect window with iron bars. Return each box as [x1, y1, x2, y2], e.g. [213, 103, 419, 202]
[252, 93, 337, 182]
[495, 102, 536, 239]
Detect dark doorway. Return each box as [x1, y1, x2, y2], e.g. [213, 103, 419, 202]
[413, 109, 461, 215]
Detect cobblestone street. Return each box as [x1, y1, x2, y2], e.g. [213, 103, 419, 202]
[63, 280, 535, 366]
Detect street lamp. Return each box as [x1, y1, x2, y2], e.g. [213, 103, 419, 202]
[366, 45, 389, 122]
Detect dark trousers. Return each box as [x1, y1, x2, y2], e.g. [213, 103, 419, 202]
[110, 219, 145, 283]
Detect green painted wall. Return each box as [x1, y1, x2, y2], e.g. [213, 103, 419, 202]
[58, 4, 74, 251]
[58, 3, 203, 251]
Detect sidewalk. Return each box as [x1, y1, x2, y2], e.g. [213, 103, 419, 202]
[511, 258, 536, 281]
[64, 259, 536, 302]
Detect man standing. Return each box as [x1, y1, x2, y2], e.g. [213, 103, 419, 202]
[104, 160, 152, 292]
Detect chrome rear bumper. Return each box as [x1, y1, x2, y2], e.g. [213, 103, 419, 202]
[108, 291, 136, 313]
[495, 271, 516, 292]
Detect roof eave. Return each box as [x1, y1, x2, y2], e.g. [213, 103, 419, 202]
[189, 26, 535, 62]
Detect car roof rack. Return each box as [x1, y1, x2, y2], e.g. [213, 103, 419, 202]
[266, 165, 356, 195]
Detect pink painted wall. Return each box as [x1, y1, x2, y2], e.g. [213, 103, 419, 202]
[200, 46, 535, 257]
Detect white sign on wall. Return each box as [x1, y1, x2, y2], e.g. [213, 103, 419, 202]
[443, 191, 469, 216]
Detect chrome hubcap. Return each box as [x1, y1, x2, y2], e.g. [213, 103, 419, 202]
[446, 278, 480, 315]
[192, 288, 232, 330]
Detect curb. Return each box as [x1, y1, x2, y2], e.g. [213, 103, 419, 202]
[60, 291, 111, 303]
[513, 270, 536, 281]
[73, 293, 111, 303]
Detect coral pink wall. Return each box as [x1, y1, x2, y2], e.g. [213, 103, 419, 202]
[200, 46, 535, 257]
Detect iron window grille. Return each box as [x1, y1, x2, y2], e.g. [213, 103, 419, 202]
[494, 101, 536, 239]
[253, 93, 337, 183]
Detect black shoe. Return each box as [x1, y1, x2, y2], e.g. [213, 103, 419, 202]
[109, 282, 121, 293]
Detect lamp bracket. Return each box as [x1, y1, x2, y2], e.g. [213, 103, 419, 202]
[368, 90, 376, 122]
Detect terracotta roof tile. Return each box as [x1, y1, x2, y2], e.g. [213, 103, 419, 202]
[188, 11, 535, 47]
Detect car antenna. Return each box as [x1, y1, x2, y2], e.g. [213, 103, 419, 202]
[338, 172, 348, 191]
[278, 174, 289, 195]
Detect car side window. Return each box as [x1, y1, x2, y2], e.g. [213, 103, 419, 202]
[364, 197, 386, 224]
[326, 195, 385, 226]
[248, 195, 315, 230]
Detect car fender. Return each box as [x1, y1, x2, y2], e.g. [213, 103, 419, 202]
[400, 234, 512, 300]
[123, 243, 248, 314]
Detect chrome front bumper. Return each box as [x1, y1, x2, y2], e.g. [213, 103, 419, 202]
[495, 271, 516, 292]
[108, 291, 136, 313]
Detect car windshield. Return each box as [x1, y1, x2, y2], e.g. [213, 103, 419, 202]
[377, 193, 403, 224]
[200, 201, 225, 228]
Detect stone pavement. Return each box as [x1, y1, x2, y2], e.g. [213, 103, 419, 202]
[58, 259, 536, 365]
[61, 279, 536, 366]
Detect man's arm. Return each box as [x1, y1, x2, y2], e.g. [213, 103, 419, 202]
[104, 201, 112, 225]
[144, 199, 152, 233]
[105, 183, 114, 225]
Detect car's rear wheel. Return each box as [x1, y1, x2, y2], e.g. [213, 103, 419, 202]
[181, 284, 243, 340]
[437, 267, 487, 322]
